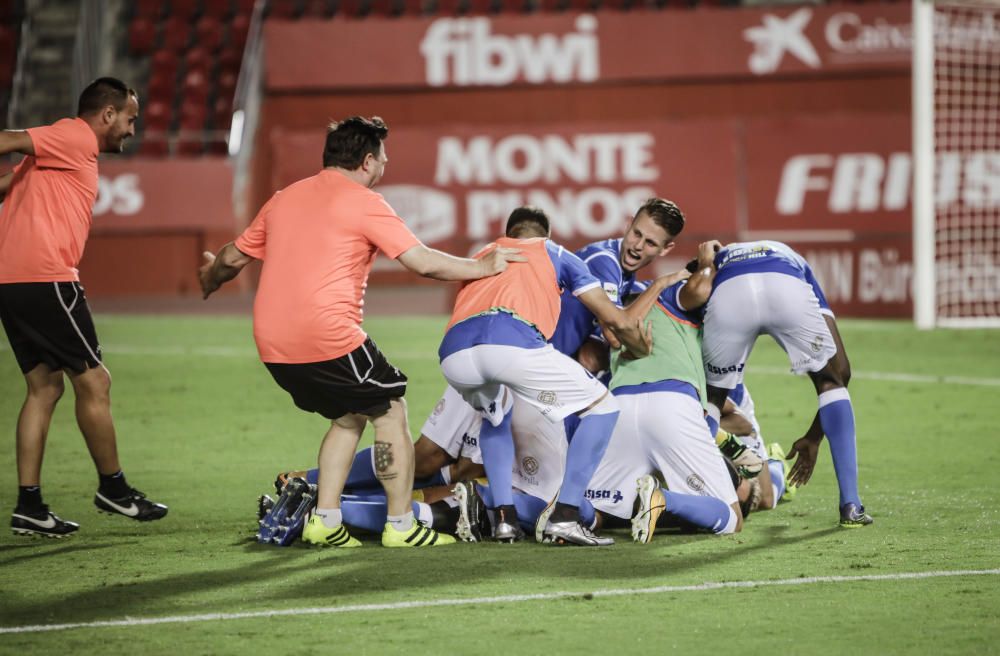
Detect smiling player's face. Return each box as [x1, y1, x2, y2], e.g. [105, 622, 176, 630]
[620, 211, 671, 273]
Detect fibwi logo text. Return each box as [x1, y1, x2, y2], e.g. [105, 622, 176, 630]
[420, 15, 599, 87]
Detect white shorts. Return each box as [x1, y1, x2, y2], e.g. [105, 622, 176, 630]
[510, 399, 567, 501]
[587, 391, 738, 519]
[440, 344, 608, 425]
[420, 385, 483, 465]
[703, 272, 837, 389]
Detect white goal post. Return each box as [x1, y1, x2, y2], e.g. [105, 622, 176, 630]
[912, 0, 1000, 329]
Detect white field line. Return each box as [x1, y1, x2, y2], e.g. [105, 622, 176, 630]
[1, 344, 998, 387]
[1, 568, 997, 635]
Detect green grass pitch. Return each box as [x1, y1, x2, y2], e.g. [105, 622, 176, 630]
[1, 315, 998, 654]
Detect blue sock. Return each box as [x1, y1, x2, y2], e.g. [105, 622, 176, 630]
[579, 498, 596, 528]
[768, 459, 786, 505]
[340, 497, 422, 533]
[479, 411, 515, 507]
[557, 410, 618, 507]
[512, 492, 548, 532]
[475, 481, 494, 507]
[304, 468, 319, 485]
[818, 388, 861, 507]
[663, 489, 735, 534]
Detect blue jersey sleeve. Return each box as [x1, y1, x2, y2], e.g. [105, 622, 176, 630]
[547, 241, 600, 296]
[657, 281, 703, 326]
[581, 250, 624, 306]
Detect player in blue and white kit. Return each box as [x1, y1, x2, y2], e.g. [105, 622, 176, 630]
[700, 240, 871, 527]
[553, 198, 683, 376]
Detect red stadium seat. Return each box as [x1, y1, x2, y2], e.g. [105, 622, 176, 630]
[217, 47, 242, 75]
[212, 95, 233, 129]
[0, 53, 14, 87]
[195, 15, 225, 51]
[128, 18, 157, 56]
[163, 16, 192, 50]
[143, 100, 173, 131]
[202, 0, 232, 17]
[135, 0, 163, 19]
[146, 72, 177, 104]
[182, 69, 210, 102]
[150, 49, 180, 79]
[228, 13, 250, 50]
[184, 46, 212, 73]
[433, 0, 462, 14]
[170, 0, 202, 19]
[138, 133, 170, 157]
[233, 0, 256, 14]
[217, 69, 238, 98]
[466, 0, 493, 13]
[176, 136, 205, 156]
[268, 0, 298, 18]
[398, 0, 425, 16]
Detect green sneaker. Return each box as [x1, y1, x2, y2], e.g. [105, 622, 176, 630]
[302, 514, 361, 548]
[382, 520, 456, 548]
[767, 442, 796, 501]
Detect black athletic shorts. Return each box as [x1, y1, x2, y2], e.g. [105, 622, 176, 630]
[0, 282, 103, 375]
[264, 337, 407, 420]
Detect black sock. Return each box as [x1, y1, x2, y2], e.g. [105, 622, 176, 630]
[99, 471, 130, 498]
[550, 501, 579, 524]
[497, 504, 519, 526]
[429, 500, 459, 531]
[17, 485, 43, 511]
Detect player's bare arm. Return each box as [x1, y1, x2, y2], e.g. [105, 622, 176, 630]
[623, 269, 692, 327]
[679, 240, 722, 310]
[0, 130, 35, 157]
[199, 242, 256, 299]
[397, 243, 525, 281]
[577, 288, 652, 357]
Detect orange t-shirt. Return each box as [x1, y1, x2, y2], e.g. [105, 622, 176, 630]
[446, 237, 561, 339]
[0, 118, 100, 283]
[235, 169, 421, 364]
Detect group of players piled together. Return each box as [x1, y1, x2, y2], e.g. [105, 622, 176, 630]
[204, 117, 873, 549]
[0, 88, 869, 547]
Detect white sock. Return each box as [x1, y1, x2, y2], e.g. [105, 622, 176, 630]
[387, 511, 414, 532]
[314, 507, 343, 528]
[415, 502, 433, 527]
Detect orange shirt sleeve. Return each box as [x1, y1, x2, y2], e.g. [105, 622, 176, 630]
[235, 194, 276, 259]
[360, 194, 420, 259]
[26, 119, 96, 171]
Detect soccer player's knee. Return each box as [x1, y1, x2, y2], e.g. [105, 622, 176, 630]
[29, 376, 65, 404]
[581, 392, 619, 417]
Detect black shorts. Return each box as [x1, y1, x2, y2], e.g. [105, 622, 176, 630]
[264, 337, 407, 420]
[0, 282, 102, 375]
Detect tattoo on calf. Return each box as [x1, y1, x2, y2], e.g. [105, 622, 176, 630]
[374, 441, 397, 480]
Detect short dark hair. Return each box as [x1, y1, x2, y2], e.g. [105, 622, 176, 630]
[635, 198, 685, 240]
[77, 77, 136, 117]
[505, 206, 550, 238]
[323, 116, 388, 169]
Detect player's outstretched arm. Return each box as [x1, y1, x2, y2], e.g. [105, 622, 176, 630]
[199, 242, 256, 299]
[0, 130, 34, 157]
[623, 269, 692, 326]
[578, 288, 652, 357]
[397, 243, 525, 282]
[679, 240, 722, 310]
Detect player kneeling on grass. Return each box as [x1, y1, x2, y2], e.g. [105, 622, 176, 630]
[438, 207, 669, 546]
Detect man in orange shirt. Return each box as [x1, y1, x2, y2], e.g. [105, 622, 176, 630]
[0, 77, 168, 538]
[199, 116, 521, 548]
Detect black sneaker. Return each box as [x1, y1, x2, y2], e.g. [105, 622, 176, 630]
[839, 502, 873, 528]
[452, 480, 489, 542]
[11, 505, 80, 538]
[94, 488, 168, 521]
